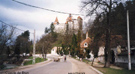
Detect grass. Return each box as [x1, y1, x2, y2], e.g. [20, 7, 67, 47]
[72, 56, 76, 59]
[24, 57, 47, 65]
[82, 59, 91, 63]
[96, 67, 135, 74]
[76, 57, 135, 74]
[73, 57, 91, 64]
[72, 57, 135, 74]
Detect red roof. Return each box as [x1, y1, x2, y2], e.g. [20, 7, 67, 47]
[54, 17, 59, 24]
[80, 37, 92, 48]
[77, 16, 82, 20]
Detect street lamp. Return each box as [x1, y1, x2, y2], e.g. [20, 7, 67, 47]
[127, 10, 131, 70]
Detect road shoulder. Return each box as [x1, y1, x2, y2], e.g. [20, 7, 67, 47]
[0, 59, 52, 72]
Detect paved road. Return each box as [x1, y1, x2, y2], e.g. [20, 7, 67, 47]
[17, 59, 72, 74]
[14, 57, 98, 74]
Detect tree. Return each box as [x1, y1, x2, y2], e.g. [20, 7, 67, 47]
[90, 41, 98, 66]
[45, 27, 49, 34]
[70, 34, 77, 57]
[36, 34, 52, 60]
[76, 30, 82, 58]
[50, 22, 55, 34]
[45, 22, 58, 43]
[82, 0, 122, 67]
[126, 1, 135, 40]
[0, 24, 15, 54]
[56, 47, 59, 54]
[6, 46, 11, 57]
[21, 30, 30, 40]
[0, 23, 15, 67]
[15, 30, 31, 55]
[14, 42, 20, 60]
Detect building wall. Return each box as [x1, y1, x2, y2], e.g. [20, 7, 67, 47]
[54, 18, 81, 34]
[97, 46, 135, 64]
[98, 56, 105, 63]
[115, 55, 135, 64]
[51, 47, 58, 55]
[54, 23, 66, 33]
[98, 46, 105, 56]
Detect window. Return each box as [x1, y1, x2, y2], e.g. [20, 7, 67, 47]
[84, 42, 88, 47]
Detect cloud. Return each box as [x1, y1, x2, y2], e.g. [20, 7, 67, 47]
[0, 0, 83, 40]
[0, 0, 51, 11]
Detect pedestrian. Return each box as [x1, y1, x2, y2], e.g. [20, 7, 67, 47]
[64, 56, 66, 62]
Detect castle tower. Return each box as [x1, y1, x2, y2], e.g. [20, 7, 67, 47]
[77, 16, 83, 40]
[86, 32, 88, 39]
[77, 16, 82, 30]
[54, 17, 59, 25]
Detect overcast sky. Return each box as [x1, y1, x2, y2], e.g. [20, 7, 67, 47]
[0, 0, 88, 40]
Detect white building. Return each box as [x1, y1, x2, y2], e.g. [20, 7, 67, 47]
[98, 46, 105, 63]
[53, 14, 82, 34]
[51, 47, 58, 55]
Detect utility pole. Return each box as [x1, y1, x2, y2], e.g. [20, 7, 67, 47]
[127, 10, 131, 70]
[33, 29, 36, 64]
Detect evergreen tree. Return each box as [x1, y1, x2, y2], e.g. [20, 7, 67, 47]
[45, 27, 49, 34]
[50, 22, 55, 34]
[76, 30, 82, 58]
[71, 34, 77, 57]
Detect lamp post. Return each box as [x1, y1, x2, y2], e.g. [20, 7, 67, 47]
[33, 29, 36, 64]
[127, 10, 131, 70]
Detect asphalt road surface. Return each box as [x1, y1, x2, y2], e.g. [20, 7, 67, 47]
[15, 57, 98, 74]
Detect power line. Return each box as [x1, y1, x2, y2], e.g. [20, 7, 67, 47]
[12, 0, 83, 16]
[0, 20, 34, 34]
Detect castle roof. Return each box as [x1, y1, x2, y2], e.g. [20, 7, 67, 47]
[54, 17, 59, 24]
[77, 16, 82, 20]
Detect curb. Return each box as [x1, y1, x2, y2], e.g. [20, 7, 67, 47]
[18, 60, 52, 69]
[0, 60, 52, 72]
[89, 66, 103, 74]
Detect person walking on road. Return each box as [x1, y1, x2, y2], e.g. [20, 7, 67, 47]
[64, 55, 66, 62]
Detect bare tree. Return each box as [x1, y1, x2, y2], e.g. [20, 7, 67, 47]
[0, 23, 15, 68]
[0, 24, 15, 54]
[37, 34, 52, 61]
[82, 0, 122, 67]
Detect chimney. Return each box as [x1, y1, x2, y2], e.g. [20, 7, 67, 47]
[86, 32, 88, 39]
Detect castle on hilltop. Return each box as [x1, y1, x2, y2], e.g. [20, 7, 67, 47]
[53, 14, 83, 34]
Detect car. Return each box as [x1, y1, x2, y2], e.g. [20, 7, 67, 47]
[53, 57, 60, 62]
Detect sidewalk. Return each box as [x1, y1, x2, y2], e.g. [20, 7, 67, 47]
[69, 57, 98, 74]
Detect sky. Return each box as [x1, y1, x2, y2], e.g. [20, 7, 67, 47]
[0, 0, 89, 41]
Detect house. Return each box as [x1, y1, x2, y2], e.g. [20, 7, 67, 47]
[53, 14, 82, 34]
[80, 32, 92, 49]
[80, 32, 94, 60]
[51, 47, 58, 55]
[98, 37, 135, 68]
[98, 46, 105, 63]
[112, 47, 135, 67]
[97, 35, 125, 63]
[51, 47, 62, 55]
